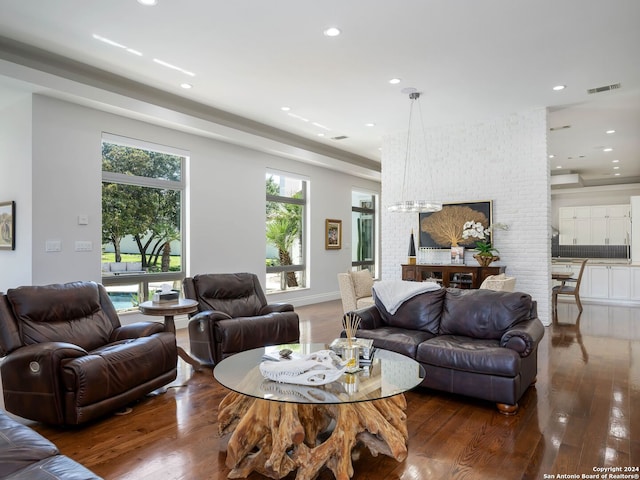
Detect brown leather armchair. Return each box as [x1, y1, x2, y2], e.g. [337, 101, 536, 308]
[0, 281, 178, 425]
[183, 273, 300, 366]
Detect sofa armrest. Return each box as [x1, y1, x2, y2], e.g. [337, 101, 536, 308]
[111, 321, 165, 341]
[500, 317, 545, 357]
[259, 303, 294, 314]
[344, 305, 384, 331]
[1, 342, 88, 425]
[190, 309, 233, 324]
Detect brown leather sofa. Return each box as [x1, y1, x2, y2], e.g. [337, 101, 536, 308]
[0, 410, 101, 479]
[347, 287, 545, 415]
[183, 273, 300, 365]
[0, 281, 178, 425]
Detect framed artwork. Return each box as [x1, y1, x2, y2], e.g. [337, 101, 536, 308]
[325, 219, 342, 250]
[419, 201, 492, 248]
[0, 201, 15, 251]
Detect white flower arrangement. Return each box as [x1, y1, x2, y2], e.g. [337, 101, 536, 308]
[462, 221, 508, 256]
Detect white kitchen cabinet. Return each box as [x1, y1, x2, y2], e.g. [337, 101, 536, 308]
[559, 207, 591, 245]
[589, 205, 631, 245]
[585, 265, 631, 300]
[558, 205, 630, 245]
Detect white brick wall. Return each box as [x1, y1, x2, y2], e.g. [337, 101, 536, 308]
[381, 108, 552, 325]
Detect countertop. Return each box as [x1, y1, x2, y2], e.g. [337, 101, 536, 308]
[552, 257, 637, 266]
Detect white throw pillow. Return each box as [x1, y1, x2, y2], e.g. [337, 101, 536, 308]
[350, 269, 374, 299]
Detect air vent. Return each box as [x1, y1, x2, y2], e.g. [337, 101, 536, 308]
[331, 135, 348, 140]
[549, 125, 571, 131]
[587, 83, 621, 94]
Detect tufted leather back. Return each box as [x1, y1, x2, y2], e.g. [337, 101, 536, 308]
[2, 281, 120, 353]
[183, 273, 267, 317]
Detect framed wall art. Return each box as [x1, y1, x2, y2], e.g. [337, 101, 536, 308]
[325, 219, 342, 250]
[0, 201, 15, 251]
[419, 201, 492, 248]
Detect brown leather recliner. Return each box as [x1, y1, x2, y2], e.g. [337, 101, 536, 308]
[183, 273, 300, 366]
[0, 281, 178, 425]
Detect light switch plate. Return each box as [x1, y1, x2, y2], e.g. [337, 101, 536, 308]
[78, 215, 89, 225]
[46, 240, 61, 252]
[75, 241, 92, 252]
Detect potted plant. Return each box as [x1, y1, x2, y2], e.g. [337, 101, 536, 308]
[462, 221, 508, 267]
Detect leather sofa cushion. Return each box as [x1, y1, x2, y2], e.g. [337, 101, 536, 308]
[0, 413, 58, 478]
[5, 455, 102, 480]
[417, 335, 521, 377]
[216, 312, 300, 357]
[440, 289, 533, 339]
[353, 326, 435, 358]
[61, 333, 176, 407]
[7, 282, 115, 351]
[374, 288, 445, 335]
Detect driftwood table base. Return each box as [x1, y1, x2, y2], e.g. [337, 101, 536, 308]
[218, 391, 409, 480]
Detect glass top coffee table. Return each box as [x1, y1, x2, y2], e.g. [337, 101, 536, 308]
[214, 342, 425, 480]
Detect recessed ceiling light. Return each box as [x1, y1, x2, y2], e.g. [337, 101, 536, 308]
[549, 154, 555, 159]
[317, 133, 325, 137]
[556, 165, 562, 169]
[613, 166, 620, 170]
[552, 85, 566, 91]
[612, 159, 620, 163]
[280, 106, 291, 112]
[606, 129, 616, 134]
[137, 0, 158, 5]
[389, 78, 401, 85]
[603, 147, 613, 152]
[614, 173, 621, 176]
[180, 83, 192, 89]
[323, 27, 341, 37]
[365, 123, 376, 127]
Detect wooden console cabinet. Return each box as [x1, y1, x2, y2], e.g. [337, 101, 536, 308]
[401, 264, 506, 289]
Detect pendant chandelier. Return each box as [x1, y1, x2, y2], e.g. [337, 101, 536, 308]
[387, 91, 442, 213]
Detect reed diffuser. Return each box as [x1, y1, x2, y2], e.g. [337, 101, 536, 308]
[342, 313, 361, 347]
[341, 313, 361, 372]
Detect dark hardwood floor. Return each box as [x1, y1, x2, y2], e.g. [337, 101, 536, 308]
[18, 300, 640, 479]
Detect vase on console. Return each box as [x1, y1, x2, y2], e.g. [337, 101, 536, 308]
[473, 254, 499, 267]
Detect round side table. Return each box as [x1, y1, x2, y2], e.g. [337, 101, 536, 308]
[139, 299, 202, 371]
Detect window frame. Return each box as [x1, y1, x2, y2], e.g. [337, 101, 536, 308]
[101, 134, 187, 305]
[265, 171, 308, 292]
[351, 190, 378, 276]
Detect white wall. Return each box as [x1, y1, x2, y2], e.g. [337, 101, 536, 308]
[381, 108, 552, 325]
[0, 92, 32, 292]
[10, 94, 379, 304]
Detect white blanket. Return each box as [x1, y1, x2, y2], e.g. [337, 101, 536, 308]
[372, 280, 441, 314]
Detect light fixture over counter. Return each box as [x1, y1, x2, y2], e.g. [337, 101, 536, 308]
[388, 91, 442, 213]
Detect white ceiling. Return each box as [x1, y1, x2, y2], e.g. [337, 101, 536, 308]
[0, 0, 639, 185]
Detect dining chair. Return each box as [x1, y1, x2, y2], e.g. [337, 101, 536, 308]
[552, 258, 588, 313]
